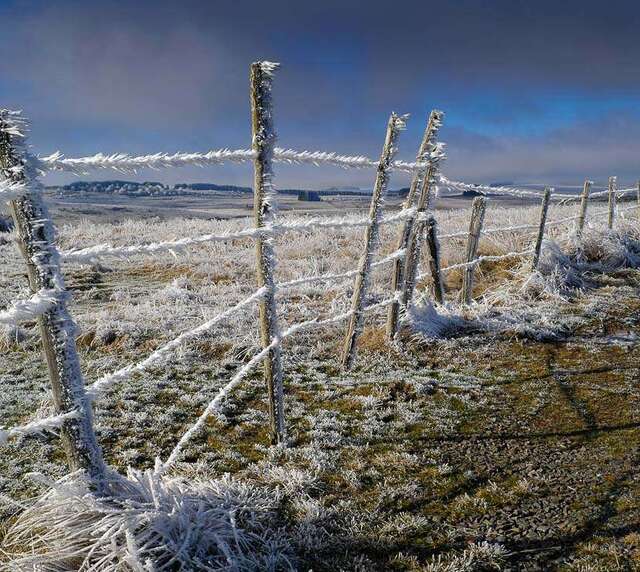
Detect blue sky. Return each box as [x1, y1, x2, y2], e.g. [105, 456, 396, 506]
[1, 0, 640, 189]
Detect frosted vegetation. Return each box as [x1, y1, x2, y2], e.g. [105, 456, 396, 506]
[1, 200, 640, 570]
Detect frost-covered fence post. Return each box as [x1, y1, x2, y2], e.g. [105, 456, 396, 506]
[0, 111, 106, 482]
[531, 187, 551, 270]
[608, 176, 617, 230]
[461, 196, 486, 305]
[250, 62, 285, 444]
[386, 110, 444, 340]
[424, 215, 445, 304]
[399, 145, 445, 312]
[576, 180, 592, 240]
[341, 113, 406, 370]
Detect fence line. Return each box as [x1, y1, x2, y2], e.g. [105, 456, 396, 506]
[3, 59, 640, 493]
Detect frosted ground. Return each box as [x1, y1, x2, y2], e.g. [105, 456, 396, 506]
[1, 196, 639, 570]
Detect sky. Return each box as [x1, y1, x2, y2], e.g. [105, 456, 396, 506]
[1, 0, 640, 190]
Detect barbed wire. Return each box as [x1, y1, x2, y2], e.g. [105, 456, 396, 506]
[36, 146, 637, 204]
[39, 147, 429, 175]
[278, 248, 405, 291]
[59, 208, 416, 264]
[0, 411, 80, 446]
[86, 287, 268, 399]
[0, 288, 60, 326]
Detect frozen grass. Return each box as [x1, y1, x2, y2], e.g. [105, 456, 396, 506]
[2, 469, 296, 571]
[1, 198, 640, 570]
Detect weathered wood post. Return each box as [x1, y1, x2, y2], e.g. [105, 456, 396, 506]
[386, 110, 444, 339]
[576, 180, 592, 240]
[399, 145, 445, 311]
[532, 187, 552, 270]
[424, 215, 445, 304]
[250, 62, 285, 444]
[461, 196, 487, 305]
[0, 110, 106, 482]
[608, 176, 617, 230]
[341, 113, 406, 370]
[637, 180, 640, 216]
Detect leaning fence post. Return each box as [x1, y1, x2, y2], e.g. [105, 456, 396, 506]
[0, 110, 106, 483]
[400, 146, 445, 312]
[424, 215, 445, 304]
[576, 180, 592, 240]
[386, 110, 444, 340]
[461, 196, 486, 305]
[250, 62, 285, 445]
[341, 113, 406, 370]
[532, 187, 552, 270]
[608, 176, 617, 230]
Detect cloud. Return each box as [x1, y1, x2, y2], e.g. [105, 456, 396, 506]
[1, 0, 639, 188]
[443, 111, 640, 185]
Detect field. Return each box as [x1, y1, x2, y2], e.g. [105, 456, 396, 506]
[1, 191, 640, 571]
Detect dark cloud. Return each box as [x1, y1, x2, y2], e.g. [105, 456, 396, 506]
[1, 0, 639, 187]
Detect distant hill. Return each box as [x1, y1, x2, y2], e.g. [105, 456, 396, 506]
[49, 180, 179, 197]
[47, 180, 409, 198]
[175, 183, 251, 193]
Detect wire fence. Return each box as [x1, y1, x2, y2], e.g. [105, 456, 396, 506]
[1, 61, 639, 486]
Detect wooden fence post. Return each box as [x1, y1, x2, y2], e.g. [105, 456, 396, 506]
[341, 113, 406, 370]
[637, 180, 640, 217]
[461, 196, 486, 305]
[0, 111, 106, 483]
[250, 62, 285, 444]
[532, 187, 552, 270]
[608, 176, 617, 230]
[400, 158, 443, 311]
[424, 215, 445, 304]
[576, 180, 592, 240]
[386, 110, 444, 339]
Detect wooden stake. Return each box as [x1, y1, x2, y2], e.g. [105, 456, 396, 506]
[637, 180, 640, 217]
[0, 111, 106, 482]
[400, 163, 439, 310]
[250, 62, 285, 444]
[386, 110, 443, 339]
[424, 215, 445, 304]
[341, 113, 406, 370]
[461, 197, 486, 305]
[608, 176, 617, 230]
[576, 180, 592, 240]
[532, 187, 552, 270]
